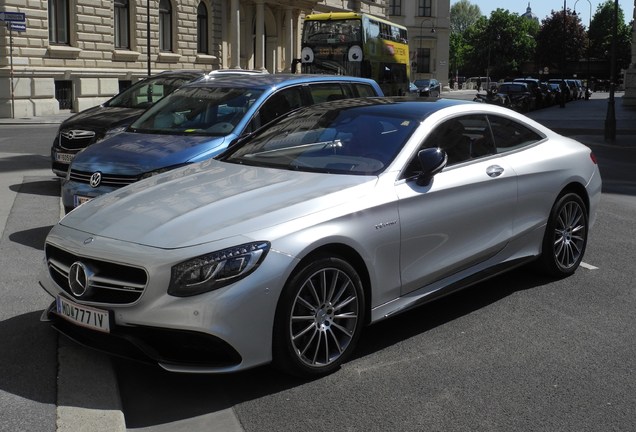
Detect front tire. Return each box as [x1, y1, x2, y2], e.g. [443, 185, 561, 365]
[537, 192, 588, 277]
[273, 255, 365, 377]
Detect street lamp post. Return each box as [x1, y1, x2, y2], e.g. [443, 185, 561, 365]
[560, 0, 567, 108]
[147, 0, 151, 76]
[417, 19, 436, 80]
[604, 0, 618, 142]
[574, 0, 592, 99]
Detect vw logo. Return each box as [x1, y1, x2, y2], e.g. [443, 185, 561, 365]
[68, 262, 94, 298]
[89, 172, 102, 188]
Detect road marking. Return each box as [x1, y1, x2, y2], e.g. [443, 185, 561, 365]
[580, 262, 599, 270]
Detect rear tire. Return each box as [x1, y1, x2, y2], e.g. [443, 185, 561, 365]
[273, 254, 365, 377]
[537, 192, 588, 277]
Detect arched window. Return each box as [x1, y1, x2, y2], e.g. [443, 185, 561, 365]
[159, 0, 172, 51]
[197, 2, 209, 54]
[114, 0, 130, 49]
[48, 0, 69, 44]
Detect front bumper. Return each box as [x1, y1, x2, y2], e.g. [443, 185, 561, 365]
[40, 225, 294, 373]
[61, 180, 117, 211]
[42, 299, 242, 370]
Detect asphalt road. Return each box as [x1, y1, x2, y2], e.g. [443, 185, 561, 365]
[1, 101, 635, 431]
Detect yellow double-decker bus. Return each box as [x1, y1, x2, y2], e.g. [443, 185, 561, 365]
[300, 12, 410, 96]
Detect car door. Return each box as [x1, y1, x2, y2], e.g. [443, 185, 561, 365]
[395, 114, 518, 295]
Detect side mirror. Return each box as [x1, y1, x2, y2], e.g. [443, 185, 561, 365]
[416, 148, 447, 186]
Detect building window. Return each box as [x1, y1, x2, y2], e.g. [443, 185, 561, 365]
[159, 0, 172, 51]
[114, 0, 130, 49]
[418, 0, 432, 17]
[417, 48, 430, 73]
[197, 2, 208, 54]
[48, 0, 69, 44]
[388, 0, 401, 16]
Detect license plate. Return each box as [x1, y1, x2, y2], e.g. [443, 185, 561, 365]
[55, 152, 75, 163]
[56, 296, 110, 333]
[74, 195, 92, 207]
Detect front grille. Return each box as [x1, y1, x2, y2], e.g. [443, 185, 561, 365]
[46, 244, 148, 305]
[59, 129, 97, 150]
[69, 169, 139, 188]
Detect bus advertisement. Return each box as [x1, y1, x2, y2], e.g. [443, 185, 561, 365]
[300, 12, 410, 96]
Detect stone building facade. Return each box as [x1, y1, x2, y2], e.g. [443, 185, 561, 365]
[387, 0, 449, 85]
[0, 0, 449, 118]
[623, 0, 636, 106]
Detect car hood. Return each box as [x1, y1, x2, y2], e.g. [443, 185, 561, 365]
[60, 159, 376, 249]
[60, 106, 145, 133]
[70, 132, 230, 175]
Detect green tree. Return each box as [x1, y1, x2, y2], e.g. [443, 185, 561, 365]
[588, 0, 631, 69]
[535, 9, 587, 74]
[449, 0, 482, 79]
[462, 9, 539, 79]
[450, 0, 482, 33]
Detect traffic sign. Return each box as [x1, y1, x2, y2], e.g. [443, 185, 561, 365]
[9, 22, 26, 32]
[0, 11, 26, 22]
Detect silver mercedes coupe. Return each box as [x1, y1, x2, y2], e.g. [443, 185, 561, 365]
[40, 97, 602, 377]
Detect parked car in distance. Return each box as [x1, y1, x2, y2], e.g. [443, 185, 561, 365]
[41, 97, 601, 377]
[51, 70, 207, 177]
[513, 77, 550, 108]
[548, 79, 572, 102]
[413, 79, 441, 97]
[492, 82, 536, 112]
[61, 74, 383, 213]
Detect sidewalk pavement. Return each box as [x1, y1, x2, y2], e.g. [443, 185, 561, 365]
[524, 92, 636, 147]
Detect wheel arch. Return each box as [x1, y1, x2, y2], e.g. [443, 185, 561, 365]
[558, 181, 590, 215]
[284, 243, 373, 326]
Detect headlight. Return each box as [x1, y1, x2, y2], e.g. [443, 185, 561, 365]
[168, 241, 271, 297]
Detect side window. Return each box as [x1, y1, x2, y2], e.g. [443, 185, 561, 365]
[255, 87, 302, 128]
[488, 115, 544, 153]
[353, 83, 378, 97]
[308, 83, 346, 103]
[402, 115, 495, 178]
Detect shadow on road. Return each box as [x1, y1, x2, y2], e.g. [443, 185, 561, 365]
[114, 265, 553, 428]
[0, 312, 58, 404]
[9, 225, 54, 251]
[9, 178, 61, 197]
[0, 154, 50, 173]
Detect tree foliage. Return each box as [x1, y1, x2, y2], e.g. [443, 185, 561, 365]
[461, 9, 539, 78]
[446, 0, 632, 80]
[450, 0, 482, 33]
[535, 9, 587, 73]
[588, 0, 632, 69]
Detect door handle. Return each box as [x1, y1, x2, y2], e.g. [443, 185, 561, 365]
[486, 165, 504, 178]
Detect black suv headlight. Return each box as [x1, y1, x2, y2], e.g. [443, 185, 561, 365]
[168, 241, 271, 297]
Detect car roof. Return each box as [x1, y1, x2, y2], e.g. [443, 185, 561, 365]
[181, 73, 380, 90]
[153, 70, 207, 79]
[290, 96, 474, 122]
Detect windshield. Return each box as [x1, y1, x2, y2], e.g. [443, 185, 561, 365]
[302, 19, 362, 44]
[129, 86, 263, 136]
[106, 75, 194, 109]
[223, 102, 418, 175]
[414, 80, 431, 87]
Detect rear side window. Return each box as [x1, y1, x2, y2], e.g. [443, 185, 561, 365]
[487, 115, 544, 153]
[353, 83, 379, 97]
[259, 87, 303, 125]
[308, 83, 349, 103]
